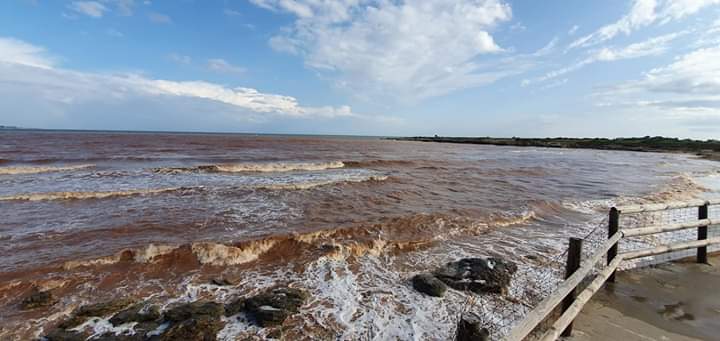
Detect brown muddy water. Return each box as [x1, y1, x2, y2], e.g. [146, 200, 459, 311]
[1, 130, 719, 340]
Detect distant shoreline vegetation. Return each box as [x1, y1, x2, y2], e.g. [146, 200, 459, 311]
[392, 136, 720, 161]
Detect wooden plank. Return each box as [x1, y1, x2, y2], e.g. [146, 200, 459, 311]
[698, 204, 709, 263]
[561, 238, 583, 337]
[608, 208, 619, 283]
[502, 232, 623, 341]
[622, 219, 717, 237]
[539, 256, 624, 341]
[621, 237, 720, 260]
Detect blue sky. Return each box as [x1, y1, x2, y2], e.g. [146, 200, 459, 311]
[1, 0, 719, 138]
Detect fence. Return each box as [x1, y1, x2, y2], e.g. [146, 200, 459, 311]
[502, 198, 720, 341]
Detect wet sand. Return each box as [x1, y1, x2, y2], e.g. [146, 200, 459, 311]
[569, 255, 720, 340]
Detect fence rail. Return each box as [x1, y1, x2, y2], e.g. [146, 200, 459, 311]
[502, 199, 720, 341]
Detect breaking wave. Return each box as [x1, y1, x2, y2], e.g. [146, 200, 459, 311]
[153, 161, 345, 174]
[0, 164, 95, 175]
[0, 187, 197, 202]
[342, 160, 417, 168]
[255, 175, 389, 191]
[58, 210, 537, 270]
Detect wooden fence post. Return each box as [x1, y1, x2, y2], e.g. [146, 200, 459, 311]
[698, 203, 708, 264]
[607, 207, 619, 283]
[561, 238, 583, 337]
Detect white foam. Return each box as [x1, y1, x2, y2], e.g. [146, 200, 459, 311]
[0, 164, 95, 175]
[215, 161, 345, 173]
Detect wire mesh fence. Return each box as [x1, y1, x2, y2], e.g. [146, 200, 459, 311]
[467, 200, 720, 340]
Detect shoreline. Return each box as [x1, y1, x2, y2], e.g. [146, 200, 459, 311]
[391, 136, 720, 161]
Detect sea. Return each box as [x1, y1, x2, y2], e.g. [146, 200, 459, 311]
[1, 130, 719, 340]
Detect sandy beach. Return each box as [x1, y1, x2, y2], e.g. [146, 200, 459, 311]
[570, 255, 720, 340]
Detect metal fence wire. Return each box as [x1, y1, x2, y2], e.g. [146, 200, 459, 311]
[463, 200, 720, 340]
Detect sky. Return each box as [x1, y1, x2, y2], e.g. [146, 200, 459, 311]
[0, 0, 719, 138]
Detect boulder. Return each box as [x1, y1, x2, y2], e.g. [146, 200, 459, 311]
[224, 298, 245, 317]
[412, 273, 447, 297]
[244, 287, 308, 327]
[159, 316, 225, 341]
[109, 304, 161, 326]
[91, 332, 145, 341]
[59, 298, 136, 329]
[210, 275, 240, 286]
[163, 301, 224, 323]
[455, 315, 489, 341]
[434, 257, 517, 294]
[20, 287, 56, 310]
[42, 329, 86, 341]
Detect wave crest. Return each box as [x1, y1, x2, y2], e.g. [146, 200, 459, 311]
[0, 164, 94, 175]
[0, 187, 196, 202]
[153, 161, 345, 174]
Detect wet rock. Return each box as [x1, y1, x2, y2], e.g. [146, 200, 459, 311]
[110, 304, 161, 326]
[59, 298, 136, 329]
[434, 257, 517, 294]
[224, 298, 245, 317]
[244, 287, 308, 327]
[92, 332, 145, 341]
[43, 329, 86, 341]
[455, 315, 489, 341]
[159, 316, 224, 341]
[163, 301, 225, 323]
[412, 273, 448, 297]
[20, 287, 56, 310]
[210, 277, 236, 286]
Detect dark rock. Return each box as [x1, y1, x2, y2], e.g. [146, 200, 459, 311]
[20, 287, 56, 310]
[412, 273, 448, 297]
[109, 304, 161, 326]
[91, 332, 145, 341]
[59, 298, 136, 329]
[244, 287, 308, 327]
[163, 301, 225, 323]
[434, 257, 517, 294]
[159, 316, 224, 341]
[210, 277, 236, 286]
[43, 329, 86, 341]
[224, 298, 245, 317]
[455, 315, 489, 341]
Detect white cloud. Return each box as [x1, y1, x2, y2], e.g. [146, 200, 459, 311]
[207, 59, 246, 74]
[148, 12, 171, 24]
[525, 31, 685, 86]
[223, 8, 241, 16]
[68, 1, 108, 18]
[0, 37, 56, 69]
[594, 45, 720, 117]
[569, 0, 720, 50]
[252, 0, 513, 101]
[0, 37, 361, 122]
[168, 53, 191, 64]
[568, 25, 579, 35]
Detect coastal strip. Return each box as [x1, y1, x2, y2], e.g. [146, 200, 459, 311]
[391, 136, 720, 161]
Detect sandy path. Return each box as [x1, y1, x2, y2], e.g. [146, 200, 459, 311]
[568, 255, 720, 340]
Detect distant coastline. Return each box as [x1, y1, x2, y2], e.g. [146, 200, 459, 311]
[391, 136, 720, 161]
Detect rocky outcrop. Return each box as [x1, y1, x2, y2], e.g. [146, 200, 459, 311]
[58, 298, 137, 329]
[412, 273, 448, 297]
[434, 257, 517, 295]
[109, 304, 161, 326]
[455, 314, 489, 341]
[242, 287, 308, 327]
[20, 287, 57, 310]
[164, 301, 225, 323]
[159, 316, 225, 341]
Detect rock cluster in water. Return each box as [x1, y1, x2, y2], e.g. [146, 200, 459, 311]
[40, 286, 307, 341]
[412, 257, 518, 297]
